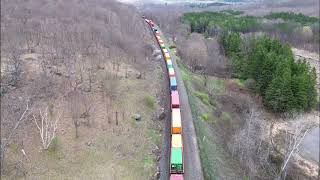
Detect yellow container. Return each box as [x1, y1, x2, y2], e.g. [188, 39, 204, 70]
[165, 52, 170, 60]
[162, 48, 168, 53]
[171, 134, 183, 148]
[172, 108, 182, 134]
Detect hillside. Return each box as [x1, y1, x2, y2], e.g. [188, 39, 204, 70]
[1, 0, 167, 179]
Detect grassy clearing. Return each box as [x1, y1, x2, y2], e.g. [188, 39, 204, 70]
[177, 58, 243, 178]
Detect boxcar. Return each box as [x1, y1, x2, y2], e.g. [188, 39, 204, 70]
[170, 174, 184, 180]
[171, 108, 182, 134]
[171, 91, 180, 108]
[155, 32, 160, 36]
[158, 39, 164, 43]
[170, 76, 177, 91]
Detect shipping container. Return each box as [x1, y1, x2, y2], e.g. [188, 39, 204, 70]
[168, 67, 175, 76]
[170, 76, 177, 91]
[164, 52, 170, 60]
[155, 32, 160, 36]
[156, 35, 161, 40]
[162, 48, 168, 53]
[171, 108, 182, 134]
[171, 134, 182, 148]
[171, 91, 180, 108]
[170, 174, 184, 180]
[170, 147, 184, 174]
[167, 60, 173, 69]
[160, 43, 166, 49]
[158, 39, 164, 43]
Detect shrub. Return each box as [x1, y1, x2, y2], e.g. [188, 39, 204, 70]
[201, 113, 209, 121]
[144, 95, 155, 109]
[194, 91, 210, 105]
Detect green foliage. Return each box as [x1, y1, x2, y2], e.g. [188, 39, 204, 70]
[194, 91, 210, 105]
[48, 137, 59, 153]
[221, 33, 318, 113]
[169, 45, 176, 49]
[144, 95, 155, 109]
[182, 11, 260, 35]
[265, 12, 319, 25]
[201, 113, 209, 121]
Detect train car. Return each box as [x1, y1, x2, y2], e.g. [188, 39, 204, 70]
[170, 76, 177, 91]
[170, 134, 184, 174]
[164, 52, 170, 60]
[167, 59, 173, 69]
[155, 31, 161, 36]
[158, 39, 164, 44]
[170, 147, 184, 174]
[170, 174, 184, 180]
[171, 108, 182, 134]
[162, 48, 168, 54]
[171, 90, 180, 108]
[160, 43, 166, 49]
[156, 35, 161, 40]
[168, 67, 175, 76]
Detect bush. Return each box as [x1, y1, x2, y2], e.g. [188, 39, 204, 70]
[194, 91, 210, 105]
[244, 78, 256, 90]
[169, 45, 176, 49]
[48, 137, 59, 153]
[144, 95, 155, 109]
[201, 113, 209, 121]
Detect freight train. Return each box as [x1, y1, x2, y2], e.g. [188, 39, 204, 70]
[144, 18, 184, 180]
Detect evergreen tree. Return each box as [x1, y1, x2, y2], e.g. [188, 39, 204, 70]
[265, 60, 295, 112]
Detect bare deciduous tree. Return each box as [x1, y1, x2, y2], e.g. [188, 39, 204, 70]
[33, 103, 63, 150]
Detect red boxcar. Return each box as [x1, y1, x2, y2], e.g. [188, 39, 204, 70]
[171, 90, 180, 108]
[170, 174, 183, 180]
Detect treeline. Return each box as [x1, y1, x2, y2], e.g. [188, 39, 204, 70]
[182, 11, 260, 36]
[265, 12, 319, 25]
[221, 33, 318, 113]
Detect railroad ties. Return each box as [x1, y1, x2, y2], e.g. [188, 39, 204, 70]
[144, 18, 184, 180]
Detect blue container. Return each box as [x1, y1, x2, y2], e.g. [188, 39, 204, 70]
[170, 76, 177, 90]
[167, 60, 173, 69]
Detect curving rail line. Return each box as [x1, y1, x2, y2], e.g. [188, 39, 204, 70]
[144, 18, 184, 180]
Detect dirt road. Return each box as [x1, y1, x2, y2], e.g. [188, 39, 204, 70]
[153, 25, 204, 180]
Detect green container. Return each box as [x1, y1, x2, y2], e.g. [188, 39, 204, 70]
[170, 147, 183, 173]
[160, 44, 166, 49]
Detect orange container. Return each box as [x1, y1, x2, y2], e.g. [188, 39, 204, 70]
[172, 108, 182, 134]
[164, 52, 170, 60]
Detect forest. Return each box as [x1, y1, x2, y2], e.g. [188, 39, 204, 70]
[221, 33, 317, 113]
[182, 10, 319, 52]
[181, 10, 318, 113]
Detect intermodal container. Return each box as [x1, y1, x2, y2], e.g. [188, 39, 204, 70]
[170, 147, 184, 174]
[168, 67, 175, 76]
[170, 76, 177, 91]
[167, 59, 173, 69]
[156, 32, 160, 36]
[162, 48, 168, 54]
[171, 91, 180, 108]
[172, 134, 182, 148]
[156, 35, 161, 40]
[170, 174, 184, 180]
[160, 43, 166, 49]
[158, 39, 164, 43]
[171, 108, 182, 134]
[164, 52, 170, 60]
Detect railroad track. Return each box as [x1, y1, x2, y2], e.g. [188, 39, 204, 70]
[144, 17, 203, 180]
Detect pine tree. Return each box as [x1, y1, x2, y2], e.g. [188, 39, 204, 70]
[265, 60, 295, 112]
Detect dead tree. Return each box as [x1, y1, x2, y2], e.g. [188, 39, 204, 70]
[1, 99, 31, 172]
[33, 104, 63, 150]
